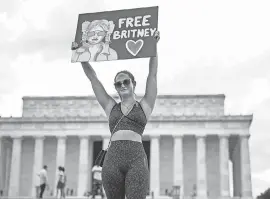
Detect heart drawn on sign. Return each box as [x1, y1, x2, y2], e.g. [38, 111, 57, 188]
[125, 39, 144, 56]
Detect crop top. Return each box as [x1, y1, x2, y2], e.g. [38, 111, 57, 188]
[108, 101, 147, 136]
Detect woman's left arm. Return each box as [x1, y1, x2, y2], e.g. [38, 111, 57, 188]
[141, 31, 160, 113]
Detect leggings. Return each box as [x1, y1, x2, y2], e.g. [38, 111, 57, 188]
[102, 140, 149, 199]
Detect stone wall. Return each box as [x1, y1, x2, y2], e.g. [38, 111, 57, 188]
[22, 95, 225, 118]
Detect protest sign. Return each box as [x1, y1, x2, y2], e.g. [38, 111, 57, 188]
[71, 6, 158, 62]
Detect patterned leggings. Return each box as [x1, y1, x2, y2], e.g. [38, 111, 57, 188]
[102, 140, 149, 199]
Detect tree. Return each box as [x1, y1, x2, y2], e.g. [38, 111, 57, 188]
[257, 188, 270, 199]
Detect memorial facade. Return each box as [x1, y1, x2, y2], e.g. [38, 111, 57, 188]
[0, 94, 253, 199]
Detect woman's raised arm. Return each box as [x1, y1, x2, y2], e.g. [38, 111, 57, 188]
[140, 31, 160, 116]
[81, 61, 116, 117]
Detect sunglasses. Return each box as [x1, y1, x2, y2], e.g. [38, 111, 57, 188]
[86, 31, 106, 37]
[114, 79, 131, 89]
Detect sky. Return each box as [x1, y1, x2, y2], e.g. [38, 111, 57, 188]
[0, 0, 270, 197]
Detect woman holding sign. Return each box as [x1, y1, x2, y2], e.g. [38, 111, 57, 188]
[72, 31, 160, 199]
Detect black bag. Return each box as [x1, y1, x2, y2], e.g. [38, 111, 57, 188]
[94, 149, 107, 167]
[94, 102, 136, 167]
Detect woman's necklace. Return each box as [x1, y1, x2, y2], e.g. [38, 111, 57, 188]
[122, 101, 136, 109]
[121, 100, 136, 115]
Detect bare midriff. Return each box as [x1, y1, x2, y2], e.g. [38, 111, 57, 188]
[111, 130, 142, 143]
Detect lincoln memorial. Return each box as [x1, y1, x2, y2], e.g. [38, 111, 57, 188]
[0, 94, 253, 199]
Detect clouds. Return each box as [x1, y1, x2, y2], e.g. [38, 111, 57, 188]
[0, 0, 109, 62]
[0, 0, 21, 16]
[250, 98, 270, 196]
[0, 0, 107, 114]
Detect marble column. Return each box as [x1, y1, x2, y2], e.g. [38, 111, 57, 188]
[173, 134, 184, 198]
[240, 135, 252, 199]
[0, 136, 2, 191]
[4, 146, 11, 196]
[55, 135, 66, 195]
[150, 135, 160, 196]
[8, 136, 23, 196]
[196, 135, 207, 198]
[32, 136, 45, 197]
[77, 136, 89, 196]
[219, 134, 230, 198]
[88, 140, 93, 192]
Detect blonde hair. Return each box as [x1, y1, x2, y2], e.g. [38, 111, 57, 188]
[87, 20, 110, 32]
[81, 20, 115, 43]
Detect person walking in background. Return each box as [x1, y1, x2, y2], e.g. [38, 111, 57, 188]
[56, 166, 67, 199]
[56, 166, 62, 198]
[35, 170, 41, 198]
[91, 165, 103, 199]
[61, 167, 67, 199]
[38, 165, 49, 199]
